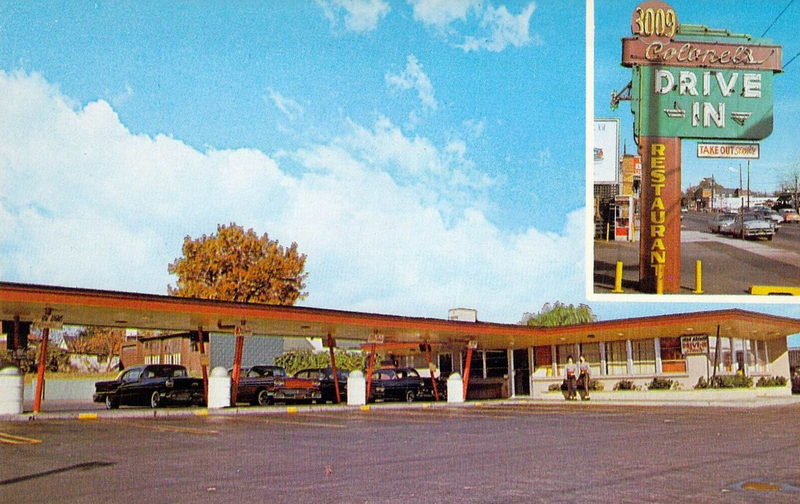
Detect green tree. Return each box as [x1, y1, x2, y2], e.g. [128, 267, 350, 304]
[64, 327, 125, 369]
[274, 349, 366, 375]
[168, 223, 308, 305]
[520, 302, 597, 327]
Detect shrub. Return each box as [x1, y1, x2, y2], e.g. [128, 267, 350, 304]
[547, 383, 562, 392]
[587, 379, 604, 391]
[647, 377, 676, 390]
[755, 376, 787, 387]
[274, 349, 366, 375]
[694, 375, 753, 389]
[613, 379, 638, 391]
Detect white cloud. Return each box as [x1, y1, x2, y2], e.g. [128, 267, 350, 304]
[410, 1, 538, 53]
[458, 3, 537, 52]
[385, 54, 438, 111]
[408, 0, 481, 27]
[0, 70, 583, 323]
[266, 87, 304, 121]
[318, 0, 390, 33]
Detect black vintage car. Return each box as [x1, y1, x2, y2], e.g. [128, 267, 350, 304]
[369, 367, 445, 403]
[294, 367, 349, 403]
[232, 365, 321, 406]
[94, 364, 204, 409]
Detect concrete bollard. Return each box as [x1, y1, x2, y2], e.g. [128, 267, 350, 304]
[208, 367, 231, 409]
[347, 370, 366, 406]
[0, 367, 24, 415]
[447, 372, 464, 404]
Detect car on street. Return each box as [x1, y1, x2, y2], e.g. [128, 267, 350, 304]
[369, 367, 446, 403]
[732, 212, 774, 240]
[709, 212, 736, 234]
[93, 364, 205, 409]
[294, 367, 349, 403]
[779, 208, 800, 224]
[754, 209, 782, 232]
[232, 365, 321, 406]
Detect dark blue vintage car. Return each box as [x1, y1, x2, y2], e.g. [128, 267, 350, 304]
[369, 367, 445, 403]
[294, 367, 349, 403]
[94, 364, 204, 409]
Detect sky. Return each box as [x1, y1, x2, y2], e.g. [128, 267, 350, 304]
[0, 1, 798, 334]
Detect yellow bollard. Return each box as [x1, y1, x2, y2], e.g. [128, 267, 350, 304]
[606, 223, 610, 242]
[693, 260, 704, 294]
[612, 261, 624, 293]
[656, 265, 664, 295]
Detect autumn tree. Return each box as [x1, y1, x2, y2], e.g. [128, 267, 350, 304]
[168, 223, 308, 305]
[520, 302, 597, 327]
[65, 327, 126, 369]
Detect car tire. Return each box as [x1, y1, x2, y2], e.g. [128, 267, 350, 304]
[405, 390, 415, 403]
[105, 395, 119, 410]
[149, 391, 161, 409]
[256, 388, 271, 406]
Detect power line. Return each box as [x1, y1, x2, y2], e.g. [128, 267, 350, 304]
[785, 49, 800, 69]
[762, 0, 795, 37]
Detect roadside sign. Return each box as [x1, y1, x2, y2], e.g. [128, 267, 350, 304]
[367, 333, 384, 344]
[633, 65, 774, 140]
[467, 340, 478, 350]
[32, 313, 63, 330]
[234, 325, 253, 337]
[697, 143, 759, 159]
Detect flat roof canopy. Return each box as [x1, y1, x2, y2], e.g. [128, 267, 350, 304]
[1, 282, 799, 348]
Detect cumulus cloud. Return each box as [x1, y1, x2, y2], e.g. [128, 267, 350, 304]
[0, 70, 584, 323]
[318, 0, 390, 33]
[410, 1, 538, 52]
[386, 54, 438, 111]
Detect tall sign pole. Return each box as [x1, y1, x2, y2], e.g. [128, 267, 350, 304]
[622, 1, 781, 293]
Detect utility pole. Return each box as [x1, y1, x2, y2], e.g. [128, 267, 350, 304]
[746, 160, 750, 209]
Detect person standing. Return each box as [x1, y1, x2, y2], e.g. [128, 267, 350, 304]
[564, 355, 577, 400]
[578, 355, 591, 400]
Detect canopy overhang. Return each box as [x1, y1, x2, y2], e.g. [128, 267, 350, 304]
[1, 282, 798, 348]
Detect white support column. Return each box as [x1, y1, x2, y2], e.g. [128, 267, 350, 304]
[508, 349, 515, 397]
[528, 347, 534, 393]
[654, 338, 662, 375]
[599, 342, 607, 376]
[481, 351, 487, 379]
[551, 345, 558, 377]
[754, 340, 761, 373]
[763, 340, 770, 372]
[626, 339, 634, 375]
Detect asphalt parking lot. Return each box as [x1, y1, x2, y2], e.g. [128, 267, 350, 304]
[3, 402, 800, 503]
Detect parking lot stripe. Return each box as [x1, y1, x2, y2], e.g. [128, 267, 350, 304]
[0, 432, 42, 445]
[77, 413, 98, 421]
[117, 421, 219, 436]
[355, 411, 440, 424]
[263, 418, 346, 429]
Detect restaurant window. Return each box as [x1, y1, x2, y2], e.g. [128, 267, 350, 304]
[631, 339, 656, 375]
[438, 354, 453, 376]
[578, 343, 602, 375]
[532, 346, 552, 376]
[660, 337, 686, 373]
[756, 340, 768, 372]
[605, 340, 628, 376]
[745, 340, 758, 374]
[462, 350, 483, 379]
[485, 350, 508, 378]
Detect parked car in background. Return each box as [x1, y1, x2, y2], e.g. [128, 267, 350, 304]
[294, 367, 349, 403]
[754, 209, 782, 232]
[232, 365, 321, 406]
[779, 208, 800, 224]
[369, 367, 446, 403]
[709, 212, 736, 234]
[94, 364, 204, 409]
[732, 212, 774, 240]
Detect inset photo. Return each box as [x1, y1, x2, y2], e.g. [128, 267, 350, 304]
[591, 1, 800, 297]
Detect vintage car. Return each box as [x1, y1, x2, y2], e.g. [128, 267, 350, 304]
[732, 212, 774, 240]
[709, 212, 736, 234]
[94, 364, 204, 409]
[294, 367, 349, 403]
[232, 365, 321, 406]
[369, 367, 446, 403]
[779, 208, 800, 224]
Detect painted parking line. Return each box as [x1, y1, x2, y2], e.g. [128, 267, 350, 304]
[355, 410, 441, 424]
[0, 432, 42, 445]
[117, 421, 219, 436]
[231, 415, 346, 429]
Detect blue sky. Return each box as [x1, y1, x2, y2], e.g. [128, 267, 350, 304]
[0, 1, 797, 336]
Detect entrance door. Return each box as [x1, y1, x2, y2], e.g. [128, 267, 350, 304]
[513, 349, 530, 395]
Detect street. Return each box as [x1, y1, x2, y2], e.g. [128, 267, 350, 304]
[3, 403, 800, 503]
[594, 211, 800, 294]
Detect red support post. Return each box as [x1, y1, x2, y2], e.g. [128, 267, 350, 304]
[197, 326, 209, 405]
[365, 343, 377, 403]
[462, 346, 474, 402]
[33, 325, 51, 415]
[424, 343, 440, 401]
[230, 331, 245, 406]
[326, 334, 341, 404]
